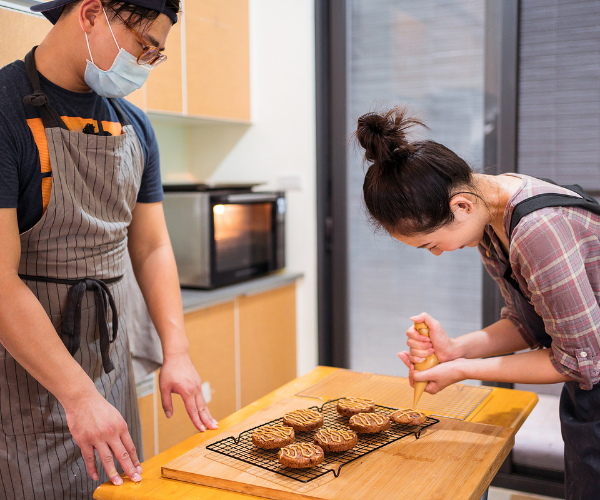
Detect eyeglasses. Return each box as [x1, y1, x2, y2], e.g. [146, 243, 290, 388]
[106, 6, 167, 67]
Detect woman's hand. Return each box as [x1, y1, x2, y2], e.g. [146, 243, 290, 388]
[64, 391, 143, 485]
[159, 352, 218, 432]
[397, 354, 470, 394]
[405, 312, 457, 364]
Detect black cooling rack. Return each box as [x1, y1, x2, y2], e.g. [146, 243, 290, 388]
[205, 399, 439, 483]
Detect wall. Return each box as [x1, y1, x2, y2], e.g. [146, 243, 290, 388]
[207, 0, 317, 377]
[152, 0, 318, 377]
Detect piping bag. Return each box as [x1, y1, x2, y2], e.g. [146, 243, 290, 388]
[413, 321, 439, 408]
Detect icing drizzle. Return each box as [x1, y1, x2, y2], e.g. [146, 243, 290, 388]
[280, 443, 321, 459]
[351, 412, 387, 426]
[254, 425, 294, 441]
[339, 397, 374, 410]
[284, 409, 321, 425]
[315, 427, 355, 443]
[393, 408, 427, 421]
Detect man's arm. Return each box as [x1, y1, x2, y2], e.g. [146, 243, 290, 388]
[127, 201, 218, 431]
[0, 208, 142, 484]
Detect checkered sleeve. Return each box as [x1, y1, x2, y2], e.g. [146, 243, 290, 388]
[478, 244, 540, 348]
[510, 208, 600, 390]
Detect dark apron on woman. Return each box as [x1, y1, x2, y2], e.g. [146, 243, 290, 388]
[500, 181, 600, 500]
[0, 47, 143, 500]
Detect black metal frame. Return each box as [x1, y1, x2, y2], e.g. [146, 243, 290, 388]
[206, 399, 439, 483]
[482, 0, 520, 329]
[482, 1, 564, 497]
[316, 0, 349, 368]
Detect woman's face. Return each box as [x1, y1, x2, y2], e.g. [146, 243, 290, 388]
[391, 198, 488, 256]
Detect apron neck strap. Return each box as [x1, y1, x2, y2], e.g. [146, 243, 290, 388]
[23, 47, 70, 131]
[107, 97, 131, 128]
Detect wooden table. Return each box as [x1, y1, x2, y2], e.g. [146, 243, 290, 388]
[94, 367, 538, 500]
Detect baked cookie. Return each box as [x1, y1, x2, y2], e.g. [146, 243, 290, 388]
[336, 397, 375, 417]
[252, 424, 295, 449]
[282, 409, 324, 432]
[391, 408, 427, 426]
[314, 427, 358, 452]
[278, 443, 325, 468]
[348, 412, 390, 434]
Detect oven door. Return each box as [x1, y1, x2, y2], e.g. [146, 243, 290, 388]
[209, 193, 285, 287]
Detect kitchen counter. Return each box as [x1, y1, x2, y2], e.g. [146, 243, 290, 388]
[94, 367, 538, 500]
[181, 271, 303, 313]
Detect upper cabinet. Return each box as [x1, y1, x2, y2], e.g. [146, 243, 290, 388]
[185, 0, 250, 121]
[127, 0, 250, 123]
[0, 8, 51, 69]
[0, 1, 249, 122]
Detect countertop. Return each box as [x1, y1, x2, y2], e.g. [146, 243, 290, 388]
[94, 366, 538, 500]
[181, 271, 303, 313]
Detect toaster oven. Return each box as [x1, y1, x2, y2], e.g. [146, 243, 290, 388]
[162, 186, 286, 289]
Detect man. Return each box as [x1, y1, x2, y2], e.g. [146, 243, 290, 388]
[0, 1, 217, 498]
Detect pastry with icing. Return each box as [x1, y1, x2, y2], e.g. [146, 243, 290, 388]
[348, 412, 390, 433]
[278, 442, 325, 468]
[283, 408, 324, 432]
[252, 424, 295, 449]
[391, 408, 427, 426]
[336, 397, 375, 417]
[314, 427, 358, 452]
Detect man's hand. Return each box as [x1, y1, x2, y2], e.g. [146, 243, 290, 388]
[64, 391, 143, 485]
[159, 352, 218, 432]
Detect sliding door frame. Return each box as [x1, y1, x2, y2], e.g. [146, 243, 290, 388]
[484, 1, 564, 496]
[315, 0, 349, 368]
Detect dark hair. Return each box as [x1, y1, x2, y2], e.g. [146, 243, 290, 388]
[355, 106, 475, 236]
[61, 1, 180, 29]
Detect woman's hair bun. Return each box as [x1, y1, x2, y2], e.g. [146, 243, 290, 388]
[355, 106, 427, 164]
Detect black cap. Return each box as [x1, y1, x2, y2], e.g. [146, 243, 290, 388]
[31, 0, 178, 25]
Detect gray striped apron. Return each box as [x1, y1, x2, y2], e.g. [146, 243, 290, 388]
[0, 47, 144, 500]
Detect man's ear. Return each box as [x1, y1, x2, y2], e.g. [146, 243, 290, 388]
[79, 0, 104, 34]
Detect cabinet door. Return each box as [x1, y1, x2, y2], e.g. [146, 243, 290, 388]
[137, 391, 156, 460]
[156, 301, 236, 453]
[125, 13, 183, 112]
[185, 0, 250, 120]
[145, 16, 183, 113]
[239, 285, 297, 407]
[0, 9, 51, 68]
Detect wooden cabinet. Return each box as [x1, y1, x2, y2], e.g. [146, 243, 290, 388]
[126, 0, 250, 121]
[185, 0, 250, 120]
[156, 300, 236, 454]
[145, 16, 183, 114]
[0, 8, 51, 68]
[1, 2, 250, 121]
[239, 285, 297, 407]
[137, 283, 297, 458]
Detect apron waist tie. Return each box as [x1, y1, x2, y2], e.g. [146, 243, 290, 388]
[19, 274, 122, 374]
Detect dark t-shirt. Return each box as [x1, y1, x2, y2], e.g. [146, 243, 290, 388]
[0, 58, 164, 233]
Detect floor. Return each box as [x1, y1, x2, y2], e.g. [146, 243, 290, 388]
[488, 487, 562, 500]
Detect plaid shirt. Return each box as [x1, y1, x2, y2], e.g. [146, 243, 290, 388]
[479, 174, 600, 390]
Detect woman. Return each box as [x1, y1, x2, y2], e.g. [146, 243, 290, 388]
[0, 1, 217, 498]
[354, 107, 600, 500]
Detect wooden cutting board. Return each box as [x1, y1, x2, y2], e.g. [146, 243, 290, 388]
[162, 397, 514, 500]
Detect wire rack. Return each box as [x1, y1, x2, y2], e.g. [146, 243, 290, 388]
[295, 370, 492, 420]
[205, 399, 439, 484]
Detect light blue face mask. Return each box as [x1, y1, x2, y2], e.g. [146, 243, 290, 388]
[84, 8, 152, 98]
